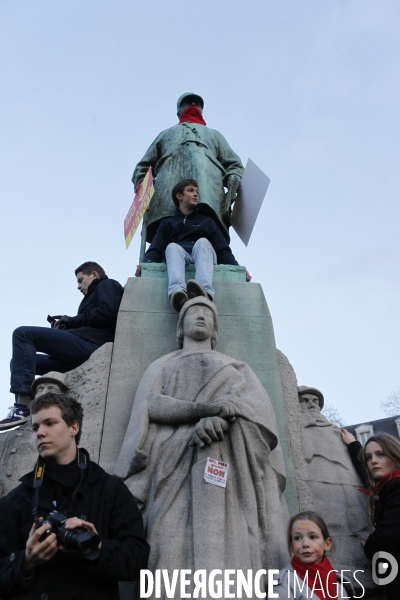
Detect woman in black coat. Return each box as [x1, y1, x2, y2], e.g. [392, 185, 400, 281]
[341, 430, 400, 600]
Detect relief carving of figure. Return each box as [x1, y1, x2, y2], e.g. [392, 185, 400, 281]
[298, 385, 372, 588]
[116, 298, 288, 594]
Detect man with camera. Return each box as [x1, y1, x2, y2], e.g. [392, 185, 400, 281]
[0, 392, 149, 599]
[0, 260, 124, 431]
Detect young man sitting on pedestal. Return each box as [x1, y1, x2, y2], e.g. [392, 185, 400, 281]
[135, 179, 251, 312]
[0, 261, 124, 431]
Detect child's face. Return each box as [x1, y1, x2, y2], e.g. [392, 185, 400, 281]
[365, 441, 397, 480]
[291, 520, 332, 564]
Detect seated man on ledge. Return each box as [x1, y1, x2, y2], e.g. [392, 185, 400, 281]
[135, 179, 251, 312]
[0, 261, 124, 430]
[0, 392, 149, 599]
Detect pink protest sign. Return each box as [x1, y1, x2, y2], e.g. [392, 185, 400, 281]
[124, 168, 154, 249]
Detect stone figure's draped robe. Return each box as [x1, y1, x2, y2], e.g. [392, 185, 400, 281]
[116, 350, 288, 594]
[300, 412, 372, 589]
[132, 123, 244, 242]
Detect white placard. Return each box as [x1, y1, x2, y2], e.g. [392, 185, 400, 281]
[231, 158, 270, 246]
[204, 457, 229, 488]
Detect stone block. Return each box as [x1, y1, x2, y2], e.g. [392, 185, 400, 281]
[65, 342, 113, 462]
[141, 262, 247, 282]
[99, 276, 298, 515]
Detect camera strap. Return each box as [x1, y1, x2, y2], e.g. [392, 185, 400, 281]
[32, 448, 88, 525]
[32, 455, 46, 525]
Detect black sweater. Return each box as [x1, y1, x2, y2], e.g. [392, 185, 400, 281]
[144, 208, 239, 265]
[0, 450, 149, 599]
[64, 276, 124, 346]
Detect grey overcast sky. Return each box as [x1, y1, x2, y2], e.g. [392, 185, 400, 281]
[0, 0, 399, 426]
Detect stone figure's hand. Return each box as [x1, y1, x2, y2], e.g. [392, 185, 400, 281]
[208, 399, 236, 421]
[340, 428, 356, 445]
[245, 270, 252, 282]
[23, 518, 58, 575]
[189, 417, 230, 447]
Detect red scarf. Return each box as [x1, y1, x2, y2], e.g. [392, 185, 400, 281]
[291, 555, 338, 599]
[376, 469, 400, 493]
[179, 106, 206, 126]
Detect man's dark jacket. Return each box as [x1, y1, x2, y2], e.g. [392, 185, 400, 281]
[0, 451, 149, 599]
[144, 208, 239, 265]
[63, 276, 124, 346]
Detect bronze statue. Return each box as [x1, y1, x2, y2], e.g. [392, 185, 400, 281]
[132, 93, 244, 258]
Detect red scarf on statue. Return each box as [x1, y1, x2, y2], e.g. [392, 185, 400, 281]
[291, 555, 338, 599]
[179, 106, 206, 125]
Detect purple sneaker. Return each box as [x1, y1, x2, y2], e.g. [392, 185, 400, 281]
[0, 404, 30, 431]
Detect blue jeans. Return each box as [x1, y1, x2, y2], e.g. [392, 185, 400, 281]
[10, 326, 100, 394]
[165, 238, 217, 299]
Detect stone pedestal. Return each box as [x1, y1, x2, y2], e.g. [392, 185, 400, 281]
[99, 266, 298, 515]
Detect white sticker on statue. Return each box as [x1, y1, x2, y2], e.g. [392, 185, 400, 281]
[204, 457, 229, 488]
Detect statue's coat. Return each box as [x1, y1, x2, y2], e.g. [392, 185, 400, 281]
[132, 123, 244, 241]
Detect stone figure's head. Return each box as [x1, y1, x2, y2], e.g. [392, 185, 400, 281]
[298, 385, 324, 412]
[177, 92, 204, 118]
[30, 392, 83, 461]
[177, 297, 218, 349]
[31, 372, 69, 399]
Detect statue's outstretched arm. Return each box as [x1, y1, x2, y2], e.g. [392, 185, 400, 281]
[147, 393, 236, 424]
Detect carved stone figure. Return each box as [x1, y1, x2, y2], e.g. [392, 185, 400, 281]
[298, 385, 372, 586]
[31, 371, 68, 397]
[0, 343, 113, 498]
[132, 93, 244, 249]
[116, 297, 288, 593]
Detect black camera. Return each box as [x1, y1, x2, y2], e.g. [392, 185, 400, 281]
[39, 510, 100, 560]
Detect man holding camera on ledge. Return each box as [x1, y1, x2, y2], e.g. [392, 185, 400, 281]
[0, 392, 149, 599]
[0, 261, 124, 431]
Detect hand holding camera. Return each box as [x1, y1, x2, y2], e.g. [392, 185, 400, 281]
[23, 517, 58, 576]
[23, 512, 101, 574]
[38, 511, 101, 559]
[46, 314, 71, 329]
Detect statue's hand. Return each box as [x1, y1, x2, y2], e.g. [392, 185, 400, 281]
[189, 417, 230, 447]
[226, 175, 240, 192]
[207, 399, 236, 421]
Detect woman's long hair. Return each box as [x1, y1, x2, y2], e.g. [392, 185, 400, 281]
[361, 432, 400, 517]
